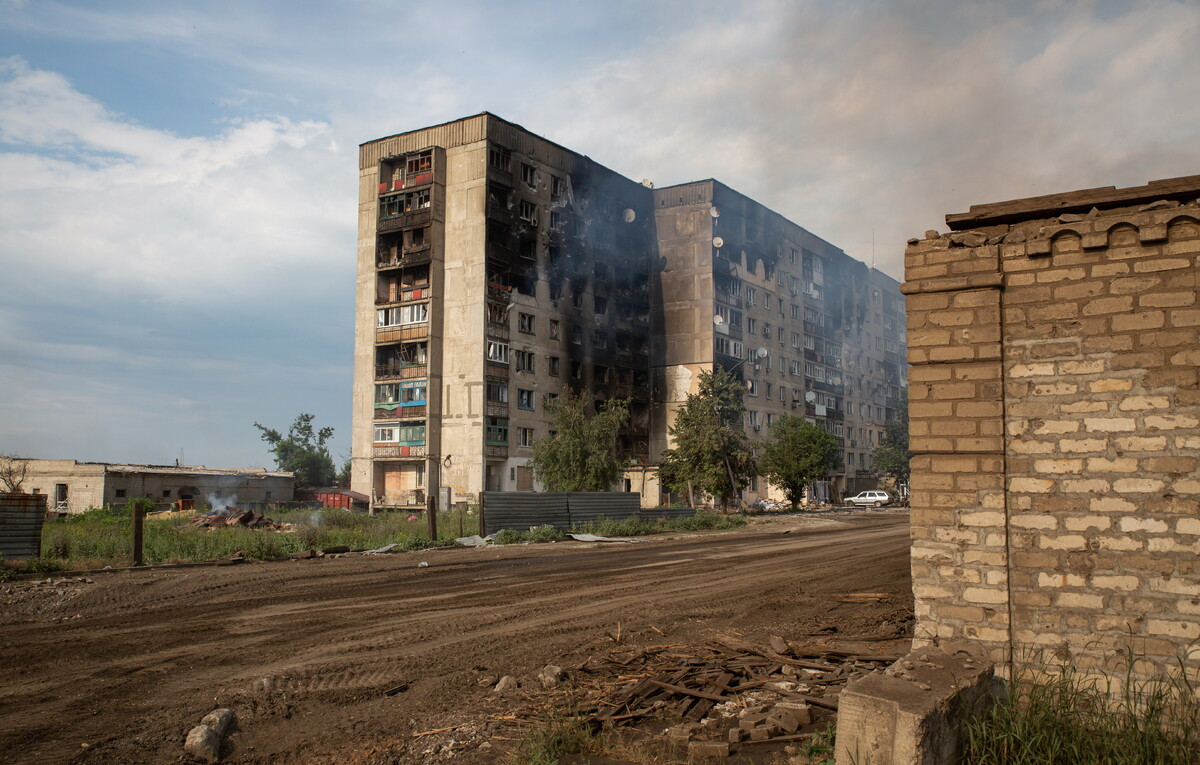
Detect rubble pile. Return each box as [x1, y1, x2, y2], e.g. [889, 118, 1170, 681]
[563, 634, 900, 756]
[190, 508, 290, 531]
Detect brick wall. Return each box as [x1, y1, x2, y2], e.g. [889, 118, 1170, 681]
[904, 177, 1200, 684]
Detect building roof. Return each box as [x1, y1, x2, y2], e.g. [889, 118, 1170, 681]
[34, 460, 292, 479]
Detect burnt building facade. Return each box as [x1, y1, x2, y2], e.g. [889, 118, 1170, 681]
[352, 114, 905, 509]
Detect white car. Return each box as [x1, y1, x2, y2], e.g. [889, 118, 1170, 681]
[847, 490, 892, 508]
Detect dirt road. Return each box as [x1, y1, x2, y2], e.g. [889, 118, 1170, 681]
[0, 512, 911, 764]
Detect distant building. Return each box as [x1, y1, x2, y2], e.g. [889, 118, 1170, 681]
[20, 460, 294, 513]
[352, 114, 906, 510]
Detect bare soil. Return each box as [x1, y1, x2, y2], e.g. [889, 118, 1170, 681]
[0, 511, 912, 764]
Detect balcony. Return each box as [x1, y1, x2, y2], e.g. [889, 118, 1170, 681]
[376, 488, 426, 508]
[485, 444, 508, 458]
[374, 404, 427, 419]
[376, 323, 428, 344]
[377, 244, 432, 269]
[378, 173, 434, 196]
[486, 402, 509, 418]
[378, 208, 432, 234]
[376, 362, 428, 381]
[373, 444, 427, 458]
[376, 284, 433, 305]
[487, 282, 514, 301]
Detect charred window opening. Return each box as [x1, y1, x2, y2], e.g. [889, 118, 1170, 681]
[593, 330, 607, 349]
[489, 145, 511, 172]
[571, 361, 584, 380]
[521, 163, 538, 188]
[594, 296, 608, 316]
[514, 350, 535, 373]
[615, 332, 631, 352]
[570, 325, 583, 345]
[551, 176, 566, 200]
[518, 235, 536, 261]
[487, 301, 509, 325]
[571, 289, 584, 310]
[376, 265, 430, 303]
[518, 200, 537, 225]
[548, 356, 561, 376]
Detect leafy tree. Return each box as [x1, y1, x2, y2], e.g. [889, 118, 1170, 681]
[528, 389, 630, 491]
[873, 390, 912, 485]
[658, 366, 755, 510]
[0, 453, 28, 492]
[758, 416, 839, 510]
[253, 413, 337, 488]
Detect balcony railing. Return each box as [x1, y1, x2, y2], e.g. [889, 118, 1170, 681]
[378, 208, 432, 234]
[375, 488, 426, 507]
[376, 362, 428, 380]
[373, 444, 426, 458]
[485, 444, 508, 458]
[486, 402, 508, 418]
[376, 284, 432, 305]
[377, 247, 432, 269]
[374, 404, 427, 419]
[376, 323, 429, 343]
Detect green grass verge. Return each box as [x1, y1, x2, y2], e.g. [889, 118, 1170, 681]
[962, 654, 1199, 764]
[12, 504, 481, 571]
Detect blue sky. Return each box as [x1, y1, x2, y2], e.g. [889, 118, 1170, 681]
[1, 0, 1198, 470]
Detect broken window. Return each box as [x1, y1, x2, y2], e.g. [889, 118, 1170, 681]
[549, 320, 560, 339]
[486, 379, 509, 404]
[518, 427, 534, 447]
[570, 325, 583, 344]
[377, 303, 428, 327]
[485, 417, 509, 445]
[551, 176, 566, 199]
[593, 330, 607, 349]
[406, 150, 432, 175]
[489, 145, 511, 171]
[519, 200, 537, 224]
[594, 296, 608, 316]
[514, 350, 535, 373]
[548, 356, 561, 376]
[521, 163, 538, 188]
[517, 389, 535, 410]
[518, 313, 535, 334]
[487, 341, 510, 365]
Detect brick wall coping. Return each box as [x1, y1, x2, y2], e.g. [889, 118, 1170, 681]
[946, 175, 1200, 231]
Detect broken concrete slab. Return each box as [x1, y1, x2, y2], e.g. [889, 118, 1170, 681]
[835, 645, 993, 765]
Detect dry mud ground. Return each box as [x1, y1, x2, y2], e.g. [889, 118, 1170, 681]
[0, 511, 912, 764]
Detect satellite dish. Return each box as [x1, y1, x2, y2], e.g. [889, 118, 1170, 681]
[712, 236, 724, 249]
[710, 207, 720, 218]
[713, 315, 725, 326]
[755, 347, 768, 359]
[623, 209, 636, 223]
[805, 391, 816, 403]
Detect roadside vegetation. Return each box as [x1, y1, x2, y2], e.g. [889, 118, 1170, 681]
[1, 503, 479, 574]
[0, 505, 748, 574]
[963, 654, 1199, 765]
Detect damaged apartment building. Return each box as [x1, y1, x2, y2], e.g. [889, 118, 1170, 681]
[352, 114, 906, 511]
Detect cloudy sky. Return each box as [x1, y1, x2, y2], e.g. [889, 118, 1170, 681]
[1, 0, 1197, 469]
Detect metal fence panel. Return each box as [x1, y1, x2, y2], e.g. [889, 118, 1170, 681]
[0, 493, 46, 560]
[482, 492, 569, 535]
[483, 492, 697, 534]
[565, 493, 642, 526]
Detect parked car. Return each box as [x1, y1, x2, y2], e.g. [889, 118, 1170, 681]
[847, 490, 892, 508]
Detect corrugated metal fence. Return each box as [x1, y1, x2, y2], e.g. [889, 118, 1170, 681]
[0, 493, 46, 560]
[482, 492, 695, 535]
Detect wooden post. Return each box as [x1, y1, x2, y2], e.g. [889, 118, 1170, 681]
[426, 493, 438, 542]
[131, 501, 144, 567]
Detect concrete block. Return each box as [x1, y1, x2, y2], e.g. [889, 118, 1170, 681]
[835, 646, 993, 765]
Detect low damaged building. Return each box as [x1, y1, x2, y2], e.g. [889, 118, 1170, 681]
[17, 460, 294, 513]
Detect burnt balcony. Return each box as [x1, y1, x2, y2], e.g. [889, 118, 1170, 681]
[377, 243, 432, 269]
[378, 208, 432, 234]
[376, 284, 433, 305]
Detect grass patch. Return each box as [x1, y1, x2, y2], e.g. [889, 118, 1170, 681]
[962, 652, 1199, 765]
[506, 709, 604, 765]
[34, 505, 480, 569]
[490, 511, 748, 545]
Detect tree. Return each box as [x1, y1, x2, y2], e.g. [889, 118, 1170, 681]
[873, 391, 912, 486]
[0, 454, 29, 492]
[254, 413, 337, 488]
[528, 389, 630, 491]
[658, 366, 756, 510]
[758, 416, 839, 510]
